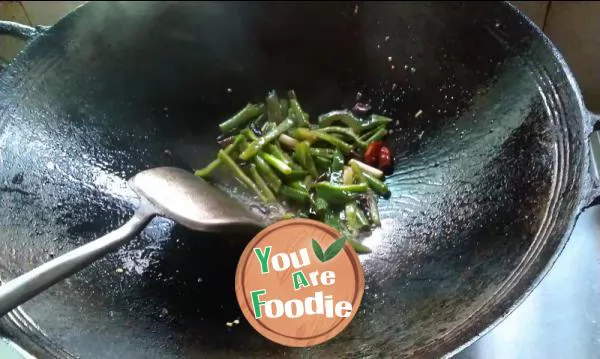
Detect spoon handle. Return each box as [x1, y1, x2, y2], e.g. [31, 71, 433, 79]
[0, 209, 154, 317]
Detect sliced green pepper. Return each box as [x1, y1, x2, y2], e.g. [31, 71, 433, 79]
[330, 149, 344, 184]
[280, 99, 289, 118]
[266, 90, 283, 123]
[290, 127, 317, 142]
[295, 141, 319, 178]
[355, 206, 370, 229]
[365, 190, 381, 226]
[314, 131, 353, 154]
[219, 103, 264, 134]
[280, 185, 310, 204]
[318, 110, 364, 132]
[364, 127, 388, 143]
[239, 118, 295, 160]
[345, 203, 359, 232]
[288, 90, 309, 127]
[313, 182, 368, 205]
[248, 164, 276, 202]
[318, 127, 367, 148]
[314, 155, 332, 173]
[217, 150, 266, 202]
[195, 135, 244, 177]
[363, 172, 391, 197]
[347, 237, 372, 254]
[241, 128, 258, 142]
[254, 155, 282, 193]
[260, 152, 292, 175]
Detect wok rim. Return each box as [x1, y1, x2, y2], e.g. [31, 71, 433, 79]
[443, 1, 592, 357]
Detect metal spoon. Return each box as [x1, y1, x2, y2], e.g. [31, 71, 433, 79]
[0, 166, 265, 317]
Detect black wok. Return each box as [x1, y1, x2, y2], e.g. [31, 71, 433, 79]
[0, 1, 598, 358]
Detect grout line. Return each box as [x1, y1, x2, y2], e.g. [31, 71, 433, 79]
[541, 0, 552, 31]
[17, 1, 33, 26]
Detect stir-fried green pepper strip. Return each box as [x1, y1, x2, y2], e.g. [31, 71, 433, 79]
[330, 149, 344, 184]
[295, 141, 319, 178]
[267, 143, 304, 173]
[266, 143, 292, 165]
[364, 127, 388, 143]
[259, 152, 292, 175]
[347, 237, 372, 254]
[290, 128, 317, 142]
[195, 135, 244, 177]
[290, 127, 351, 153]
[345, 203, 359, 232]
[251, 112, 267, 131]
[351, 160, 387, 219]
[219, 103, 264, 134]
[349, 160, 366, 183]
[324, 210, 344, 232]
[342, 166, 354, 185]
[314, 131, 353, 154]
[280, 185, 310, 204]
[290, 180, 308, 191]
[280, 99, 289, 118]
[288, 90, 309, 127]
[318, 127, 367, 148]
[266, 90, 283, 124]
[285, 169, 309, 181]
[364, 114, 393, 132]
[346, 202, 369, 231]
[313, 196, 329, 218]
[365, 190, 381, 226]
[217, 150, 266, 201]
[318, 110, 364, 132]
[363, 172, 391, 197]
[318, 110, 393, 134]
[248, 164, 276, 202]
[241, 128, 258, 142]
[324, 210, 371, 253]
[349, 159, 384, 179]
[359, 126, 381, 142]
[310, 148, 334, 158]
[254, 155, 282, 193]
[239, 118, 295, 160]
[313, 182, 368, 205]
[261, 120, 275, 134]
[314, 156, 331, 173]
[355, 206, 370, 229]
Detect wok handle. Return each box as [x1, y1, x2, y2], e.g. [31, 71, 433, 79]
[587, 111, 600, 201]
[0, 209, 154, 317]
[0, 20, 47, 41]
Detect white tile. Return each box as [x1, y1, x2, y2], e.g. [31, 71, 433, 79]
[20, 1, 84, 26]
[0, 1, 31, 62]
[544, 1, 600, 112]
[511, 1, 549, 29]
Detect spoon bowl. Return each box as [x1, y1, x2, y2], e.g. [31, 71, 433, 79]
[130, 167, 266, 233]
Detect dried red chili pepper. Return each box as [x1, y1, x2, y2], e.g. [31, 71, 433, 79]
[364, 141, 383, 166]
[378, 145, 392, 172]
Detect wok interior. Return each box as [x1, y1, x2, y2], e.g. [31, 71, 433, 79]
[0, 2, 587, 358]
